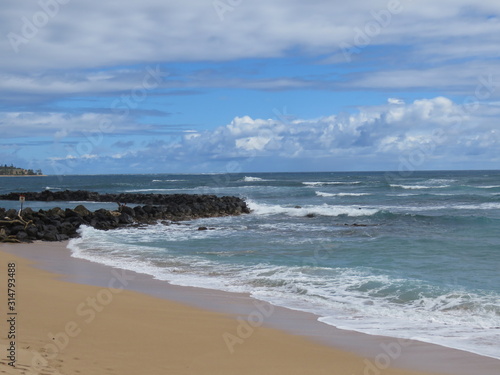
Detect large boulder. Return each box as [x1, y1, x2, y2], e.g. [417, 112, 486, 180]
[118, 213, 134, 224]
[43, 228, 60, 241]
[16, 231, 29, 242]
[73, 205, 91, 217]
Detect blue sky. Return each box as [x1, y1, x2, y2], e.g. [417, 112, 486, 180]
[1, 0, 500, 175]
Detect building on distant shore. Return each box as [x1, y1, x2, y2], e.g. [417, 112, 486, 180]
[0, 164, 43, 176]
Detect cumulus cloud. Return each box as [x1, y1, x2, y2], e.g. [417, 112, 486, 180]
[81, 97, 497, 172]
[192, 97, 490, 157]
[20, 96, 497, 174]
[4, 97, 499, 173]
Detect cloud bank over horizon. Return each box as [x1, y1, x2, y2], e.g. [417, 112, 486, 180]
[40, 96, 500, 174]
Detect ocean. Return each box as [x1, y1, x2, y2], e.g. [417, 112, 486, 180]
[1, 170, 499, 359]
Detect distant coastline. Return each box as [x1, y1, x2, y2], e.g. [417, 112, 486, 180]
[0, 164, 44, 176]
[0, 174, 47, 177]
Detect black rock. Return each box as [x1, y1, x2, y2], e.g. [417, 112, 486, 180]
[16, 231, 29, 242]
[118, 213, 134, 224]
[133, 206, 147, 217]
[74, 205, 91, 217]
[5, 209, 17, 219]
[48, 207, 65, 218]
[59, 222, 75, 235]
[22, 207, 34, 219]
[120, 205, 135, 217]
[26, 224, 38, 238]
[43, 230, 60, 241]
[9, 225, 25, 235]
[1, 190, 250, 242]
[65, 208, 80, 218]
[0, 190, 249, 216]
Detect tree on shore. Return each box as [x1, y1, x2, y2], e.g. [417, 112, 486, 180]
[0, 164, 43, 175]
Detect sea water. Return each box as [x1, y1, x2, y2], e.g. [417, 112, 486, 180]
[1, 171, 499, 359]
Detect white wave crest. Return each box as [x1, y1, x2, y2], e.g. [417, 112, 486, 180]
[390, 184, 450, 190]
[242, 176, 267, 182]
[315, 192, 336, 197]
[247, 199, 378, 217]
[316, 192, 370, 197]
[425, 179, 456, 184]
[304, 181, 362, 187]
[152, 179, 185, 182]
[125, 188, 179, 192]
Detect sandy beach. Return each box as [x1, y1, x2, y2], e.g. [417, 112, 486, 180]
[0, 242, 497, 375]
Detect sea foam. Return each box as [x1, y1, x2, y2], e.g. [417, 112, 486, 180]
[246, 199, 378, 217]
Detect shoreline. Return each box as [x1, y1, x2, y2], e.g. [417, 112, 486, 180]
[1, 242, 499, 375]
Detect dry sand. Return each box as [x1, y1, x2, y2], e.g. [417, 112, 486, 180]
[0, 245, 482, 375]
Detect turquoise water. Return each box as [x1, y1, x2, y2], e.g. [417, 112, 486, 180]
[1, 171, 499, 358]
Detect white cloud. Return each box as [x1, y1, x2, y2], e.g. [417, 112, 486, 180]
[388, 98, 404, 105]
[0, 1, 499, 102]
[49, 154, 77, 161]
[0, 111, 155, 138]
[26, 96, 499, 173]
[115, 96, 498, 169]
[80, 154, 98, 159]
[236, 136, 273, 151]
[1, 0, 499, 71]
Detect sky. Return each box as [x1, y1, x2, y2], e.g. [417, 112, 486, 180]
[1, 0, 500, 175]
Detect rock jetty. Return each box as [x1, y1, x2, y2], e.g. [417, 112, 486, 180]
[0, 190, 250, 243]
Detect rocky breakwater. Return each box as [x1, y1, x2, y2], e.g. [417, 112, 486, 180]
[0, 190, 250, 243]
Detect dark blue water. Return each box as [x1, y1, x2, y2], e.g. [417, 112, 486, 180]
[1, 171, 499, 358]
